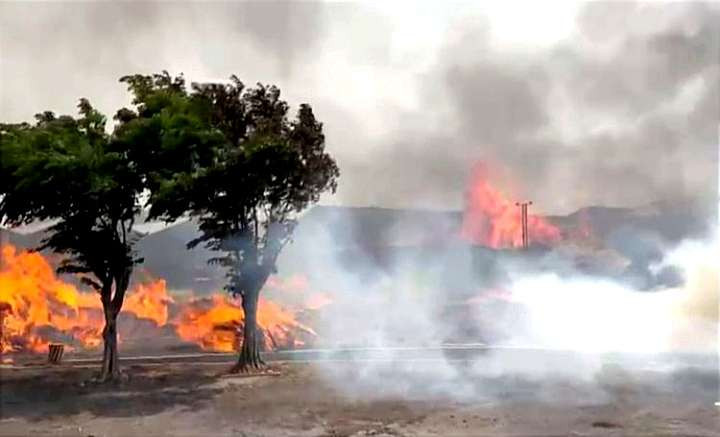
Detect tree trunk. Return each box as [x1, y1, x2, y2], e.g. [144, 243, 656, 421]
[99, 307, 120, 382]
[232, 288, 265, 372]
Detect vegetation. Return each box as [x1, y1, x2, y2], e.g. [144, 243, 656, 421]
[0, 71, 338, 374]
[114, 72, 339, 371]
[0, 101, 144, 381]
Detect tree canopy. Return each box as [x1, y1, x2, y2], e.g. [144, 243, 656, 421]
[117, 72, 339, 290]
[1, 100, 144, 292]
[116, 72, 340, 370]
[0, 99, 144, 380]
[0, 70, 339, 374]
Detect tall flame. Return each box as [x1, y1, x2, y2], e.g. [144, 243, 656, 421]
[124, 280, 173, 326]
[0, 245, 104, 353]
[460, 163, 561, 248]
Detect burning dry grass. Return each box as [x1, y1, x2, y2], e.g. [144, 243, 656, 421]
[174, 294, 316, 352]
[0, 244, 320, 356]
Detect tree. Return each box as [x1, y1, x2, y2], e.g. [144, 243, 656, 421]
[118, 72, 340, 371]
[0, 100, 144, 381]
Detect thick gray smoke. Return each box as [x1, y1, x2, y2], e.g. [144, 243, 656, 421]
[1, 2, 717, 215]
[326, 1, 720, 213]
[1, 0, 716, 402]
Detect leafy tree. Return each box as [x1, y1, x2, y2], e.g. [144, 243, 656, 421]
[0, 100, 144, 381]
[118, 72, 340, 371]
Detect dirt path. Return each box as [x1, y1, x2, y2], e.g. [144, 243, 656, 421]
[1, 362, 717, 436]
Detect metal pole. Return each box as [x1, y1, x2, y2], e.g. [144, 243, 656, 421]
[525, 204, 528, 248]
[520, 203, 524, 248]
[515, 202, 524, 249]
[522, 203, 527, 249]
[515, 201, 533, 250]
[526, 201, 532, 249]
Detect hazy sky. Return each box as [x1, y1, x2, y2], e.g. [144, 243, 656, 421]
[1, 1, 717, 215]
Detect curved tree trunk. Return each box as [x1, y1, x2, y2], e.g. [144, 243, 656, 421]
[232, 288, 265, 372]
[100, 307, 120, 381]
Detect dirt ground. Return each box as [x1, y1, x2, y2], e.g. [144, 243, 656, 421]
[1, 361, 718, 436]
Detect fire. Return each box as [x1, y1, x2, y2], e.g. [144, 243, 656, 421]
[304, 292, 333, 310]
[174, 295, 316, 352]
[460, 163, 561, 248]
[123, 280, 173, 326]
[0, 245, 104, 353]
[174, 295, 243, 352]
[257, 298, 317, 349]
[0, 243, 319, 355]
[265, 274, 333, 310]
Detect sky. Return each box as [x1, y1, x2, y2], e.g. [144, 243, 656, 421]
[1, 1, 718, 216]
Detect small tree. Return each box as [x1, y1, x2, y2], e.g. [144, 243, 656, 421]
[0, 101, 144, 381]
[119, 73, 339, 371]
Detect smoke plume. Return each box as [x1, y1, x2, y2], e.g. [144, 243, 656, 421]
[1, 2, 717, 215]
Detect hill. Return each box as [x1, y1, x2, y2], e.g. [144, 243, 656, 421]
[2, 198, 713, 293]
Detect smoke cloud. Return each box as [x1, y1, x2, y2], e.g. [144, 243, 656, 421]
[287, 211, 718, 401]
[1, 2, 717, 410]
[1, 2, 717, 215]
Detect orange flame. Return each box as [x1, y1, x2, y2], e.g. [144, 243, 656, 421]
[304, 292, 333, 310]
[0, 244, 320, 355]
[174, 294, 316, 352]
[173, 295, 243, 352]
[124, 280, 173, 326]
[460, 163, 561, 248]
[0, 245, 104, 353]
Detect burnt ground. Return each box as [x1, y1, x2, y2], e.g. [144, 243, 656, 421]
[0, 361, 718, 436]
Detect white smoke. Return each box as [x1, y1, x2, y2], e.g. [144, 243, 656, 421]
[295, 222, 717, 400]
[505, 274, 679, 354]
[502, 231, 719, 354]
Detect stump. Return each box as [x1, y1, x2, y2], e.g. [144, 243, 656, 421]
[48, 343, 64, 364]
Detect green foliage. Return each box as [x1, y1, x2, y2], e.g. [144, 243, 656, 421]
[0, 99, 144, 306]
[118, 72, 340, 298]
[1, 69, 340, 311]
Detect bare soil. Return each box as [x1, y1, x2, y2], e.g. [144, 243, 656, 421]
[1, 361, 718, 436]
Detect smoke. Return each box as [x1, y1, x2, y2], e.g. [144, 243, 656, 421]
[1, 6, 716, 403]
[334, 2, 719, 215]
[660, 236, 719, 352]
[288, 212, 718, 401]
[0, 1, 328, 123]
[1, 2, 717, 215]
